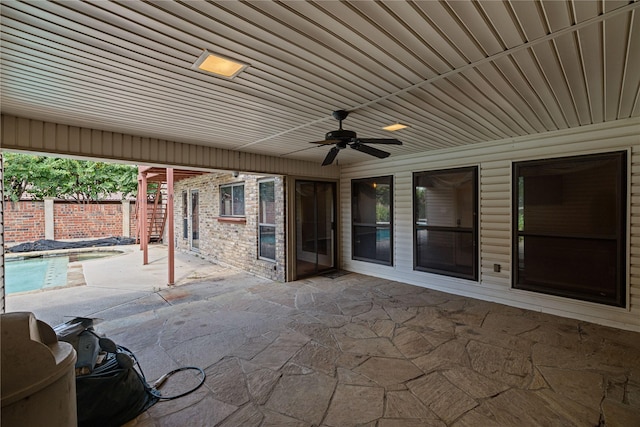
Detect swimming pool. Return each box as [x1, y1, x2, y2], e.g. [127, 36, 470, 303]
[5, 251, 122, 294]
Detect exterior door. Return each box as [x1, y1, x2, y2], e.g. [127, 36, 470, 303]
[295, 180, 336, 277]
[190, 189, 199, 250]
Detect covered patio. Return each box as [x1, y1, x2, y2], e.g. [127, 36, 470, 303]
[2, 1, 640, 424]
[6, 245, 640, 426]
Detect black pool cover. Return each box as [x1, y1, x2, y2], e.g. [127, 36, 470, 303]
[7, 237, 136, 253]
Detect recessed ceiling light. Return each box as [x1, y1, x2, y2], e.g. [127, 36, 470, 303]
[192, 49, 248, 79]
[382, 123, 408, 131]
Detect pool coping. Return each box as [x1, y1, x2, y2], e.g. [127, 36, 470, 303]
[4, 245, 135, 296]
[5, 245, 135, 260]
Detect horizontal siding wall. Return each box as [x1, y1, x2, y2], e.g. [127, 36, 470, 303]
[480, 160, 511, 287]
[341, 117, 640, 331]
[0, 115, 339, 179]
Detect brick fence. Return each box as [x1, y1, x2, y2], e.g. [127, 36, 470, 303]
[3, 201, 46, 243]
[3, 199, 141, 245]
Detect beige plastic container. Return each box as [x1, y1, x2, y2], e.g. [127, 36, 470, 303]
[1, 312, 78, 427]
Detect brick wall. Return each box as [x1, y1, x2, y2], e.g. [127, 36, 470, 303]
[54, 202, 123, 240]
[4, 200, 137, 245]
[4, 201, 46, 244]
[174, 172, 286, 282]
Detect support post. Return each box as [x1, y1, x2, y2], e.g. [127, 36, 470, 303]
[167, 168, 175, 285]
[121, 200, 130, 237]
[44, 197, 55, 240]
[140, 172, 148, 265]
[137, 176, 143, 249]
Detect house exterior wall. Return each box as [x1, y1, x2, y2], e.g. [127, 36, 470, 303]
[340, 117, 640, 332]
[174, 173, 286, 282]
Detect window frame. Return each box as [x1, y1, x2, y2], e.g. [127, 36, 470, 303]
[413, 166, 479, 281]
[351, 175, 394, 266]
[220, 182, 245, 217]
[512, 151, 627, 307]
[182, 190, 188, 239]
[258, 179, 276, 261]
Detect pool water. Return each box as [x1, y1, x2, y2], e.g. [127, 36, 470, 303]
[5, 251, 121, 294]
[5, 256, 69, 294]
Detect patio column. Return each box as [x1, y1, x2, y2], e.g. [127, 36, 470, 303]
[140, 171, 148, 265]
[44, 197, 54, 240]
[167, 168, 175, 285]
[121, 200, 130, 237]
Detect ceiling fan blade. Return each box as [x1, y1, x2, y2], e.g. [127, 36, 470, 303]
[351, 143, 390, 159]
[356, 138, 402, 145]
[322, 146, 340, 166]
[310, 139, 341, 145]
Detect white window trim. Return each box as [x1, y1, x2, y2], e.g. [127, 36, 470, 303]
[220, 182, 245, 217]
[258, 179, 276, 261]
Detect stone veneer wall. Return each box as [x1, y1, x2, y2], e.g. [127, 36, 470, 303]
[174, 172, 286, 282]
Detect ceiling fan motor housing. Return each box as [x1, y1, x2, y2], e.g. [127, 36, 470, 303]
[325, 129, 356, 140]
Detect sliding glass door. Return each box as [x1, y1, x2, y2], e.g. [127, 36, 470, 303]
[295, 180, 336, 277]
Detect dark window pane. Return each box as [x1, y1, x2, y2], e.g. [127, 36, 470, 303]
[221, 186, 232, 216]
[517, 236, 618, 303]
[519, 156, 620, 236]
[353, 226, 391, 263]
[259, 226, 276, 260]
[415, 170, 474, 227]
[191, 191, 199, 243]
[416, 229, 474, 276]
[413, 167, 478, 280]
[182, 191, 188, 239]
[221, 184, 245, 217]
[233, 185, 245, 216]
[353, 177, 391, 225]
[182, 192, 188, 217]
[352, 176, 393, 265]
[514, 152, 626, 307]
[259, 181, 276, 224]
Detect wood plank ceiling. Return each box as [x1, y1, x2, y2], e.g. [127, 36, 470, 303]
[1, 1, 639, 166]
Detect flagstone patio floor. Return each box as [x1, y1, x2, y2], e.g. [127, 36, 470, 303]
[101, 270, 639, 426]
[6, 246, 640, 426]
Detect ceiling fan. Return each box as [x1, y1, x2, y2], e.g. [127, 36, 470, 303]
[311, 110, 403, 166]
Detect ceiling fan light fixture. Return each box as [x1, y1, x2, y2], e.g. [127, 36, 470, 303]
[314, 110, 403, 166]
[383, 123, 408, 131]
[192, 49, 248, 79]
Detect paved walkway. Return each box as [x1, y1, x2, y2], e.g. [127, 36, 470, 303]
[5, 246, 640, 426]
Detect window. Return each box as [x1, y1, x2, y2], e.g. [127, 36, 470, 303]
[220, 183, 245, 216]
[182, 191, 188, 239]
[259, 180, 276, 260]
[513, 152, 626, 307]
[414, 167, 478, 280]
[352, 176, 393, 265]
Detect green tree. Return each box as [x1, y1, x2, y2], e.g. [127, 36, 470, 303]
[3, 153, 138, 202]
[376, 184, 390, 222]
[3, 152, 44, 201]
